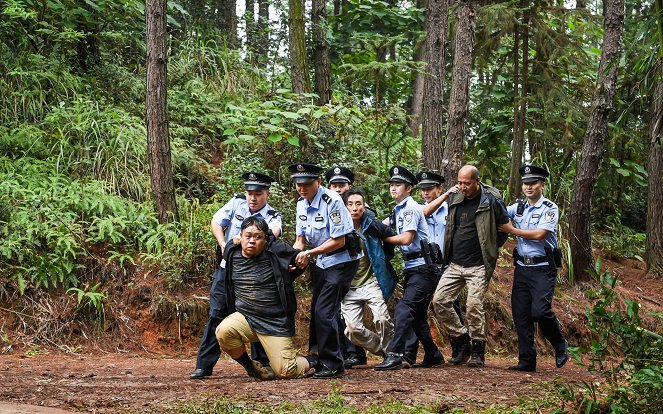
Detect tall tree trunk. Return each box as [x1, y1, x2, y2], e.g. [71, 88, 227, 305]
[312, 0, 331, 104]
[442, 0, 476, 183]
[569, 0, 624, 282]
[508, 10, 529, 202]
[421, 0, 450, 171]
[245, 0, 255, 53]
[146, 0, 178, 223]
[256, 0, 269, 59]
[288, 0, 311, 94]
[646, 0, 663, 273]
[408, 0, 427, 138]
[647, 76, 663, 273]
[219, 0, 238, 48]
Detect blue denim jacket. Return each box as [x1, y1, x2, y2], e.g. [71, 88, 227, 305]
[360, 212, 398, 300]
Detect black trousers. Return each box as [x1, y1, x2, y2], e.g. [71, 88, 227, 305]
[511, 264, 565, 366]
[339, 314, 367, 362]
[387, 265, 442, 361]
[195, 266, 267, 371]
[402, 265, 463, 362]
[309, 260, 359, 372]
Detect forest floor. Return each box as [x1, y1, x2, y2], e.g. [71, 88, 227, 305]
[0, 242, 660, 413]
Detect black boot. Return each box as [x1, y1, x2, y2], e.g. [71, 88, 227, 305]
[448, 333, 471, 365]
[467, 340, 485, 368]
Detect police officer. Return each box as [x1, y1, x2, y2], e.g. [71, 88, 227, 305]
[416, 171, 464, 364]
[190, 172, 281, 379]
[324, 166, 368, 368]
[289, 163, 360, 378]
[374, 166, 444, 370]
[498, 165, 568, 372]
[325, 166, 354, 195]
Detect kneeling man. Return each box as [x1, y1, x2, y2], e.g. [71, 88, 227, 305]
[216, 217, 316, 380]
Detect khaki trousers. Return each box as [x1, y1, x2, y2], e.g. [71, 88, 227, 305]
[432, 263, 489, 341]
[216, 312, 307, 379]
[341, 280, 393, 356]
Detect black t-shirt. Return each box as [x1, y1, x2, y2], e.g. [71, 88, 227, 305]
[232, 250, 293, 336]
[450, 195, 484, 267]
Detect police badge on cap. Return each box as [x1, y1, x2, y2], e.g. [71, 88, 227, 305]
[241, 172, 276, 191]
[325, 166, 355, 185]
[519, 165, 549, 183]
[388, 165, 417, 185]
[416, 171, 445, 189]
[288, 163, 324, 184]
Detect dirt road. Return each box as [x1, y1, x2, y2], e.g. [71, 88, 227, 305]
[0, 352, 601, 413]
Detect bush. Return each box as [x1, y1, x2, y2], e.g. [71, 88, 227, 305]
[557, 267, 663, 413]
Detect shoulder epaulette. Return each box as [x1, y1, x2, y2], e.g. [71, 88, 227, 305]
[322, 193, 332, 203]
[267, 209, 281, 217]
[542, 200, 553, 208]
[235, 194, 246, 200]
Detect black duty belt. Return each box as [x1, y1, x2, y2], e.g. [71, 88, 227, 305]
[515, 251, 548, 265]
[404, 251, 423, 261]
[325, 245, 348, 257]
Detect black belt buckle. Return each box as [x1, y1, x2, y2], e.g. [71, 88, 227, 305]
[523, 256, 535, 265]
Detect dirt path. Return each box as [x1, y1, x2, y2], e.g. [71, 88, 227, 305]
[0, 352, 601, 413]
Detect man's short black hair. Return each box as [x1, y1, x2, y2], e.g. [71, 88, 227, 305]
[342, 187, 367, 204]
[241, 216, 269, 234]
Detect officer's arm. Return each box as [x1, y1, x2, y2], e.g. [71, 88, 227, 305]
[498, 223, 549, 241]
[422, 185, 459, 217]
[211, 219, 228, 253]
[383, 230, 415, 246]
[293, 235, 307, 250]
[269, 224, 281, 238]
[306, 235, 345, 256]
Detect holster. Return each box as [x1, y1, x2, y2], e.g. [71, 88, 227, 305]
[346, 232, 360, 259]
[429, 242, 443, 265]
[512, 247, 519, 267]
[420, 240, 433, 265]
[545, 246, 562, 268]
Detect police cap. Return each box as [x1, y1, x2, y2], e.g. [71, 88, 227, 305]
[241, 172, 276, 191]
[416, 171, 445, 189]
[325, 166, 355, 185]
[288, 162, 323, 184]
[388, 165, 417, 186]
[519, 165, 549, 183]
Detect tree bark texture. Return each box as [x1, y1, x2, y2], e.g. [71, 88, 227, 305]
[408, 0, 427, 138]
[146, 0, 178, 223]
[256, 0, 269, 59]
[245, 0, 255, 53]
[421, 0, 450, 172]
[646, 71, 663, 272]
[409, 38, 426, 138]
[288, 0, 311, 94]
[508, 11, 529, 202]
[569, 0, 624, 282]
[220, 0, 238, 48]
[312, 0, 331, 104]
[442, 0, 476, 183]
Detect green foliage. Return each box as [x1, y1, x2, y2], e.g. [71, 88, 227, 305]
[67, 282, 106, 320]
[557, 269, 663, 413]
[593, 213, 646, 261]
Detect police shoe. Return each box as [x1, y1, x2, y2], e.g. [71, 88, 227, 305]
[343, 355, 367, 368]
[189, 368, 212, 379]
[507, 362, 536, 372]
[414, 355, 445, 368]
[374, 352, 404, 371]
[312, 366, 344, 379]
[555, 340, 569, 368]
